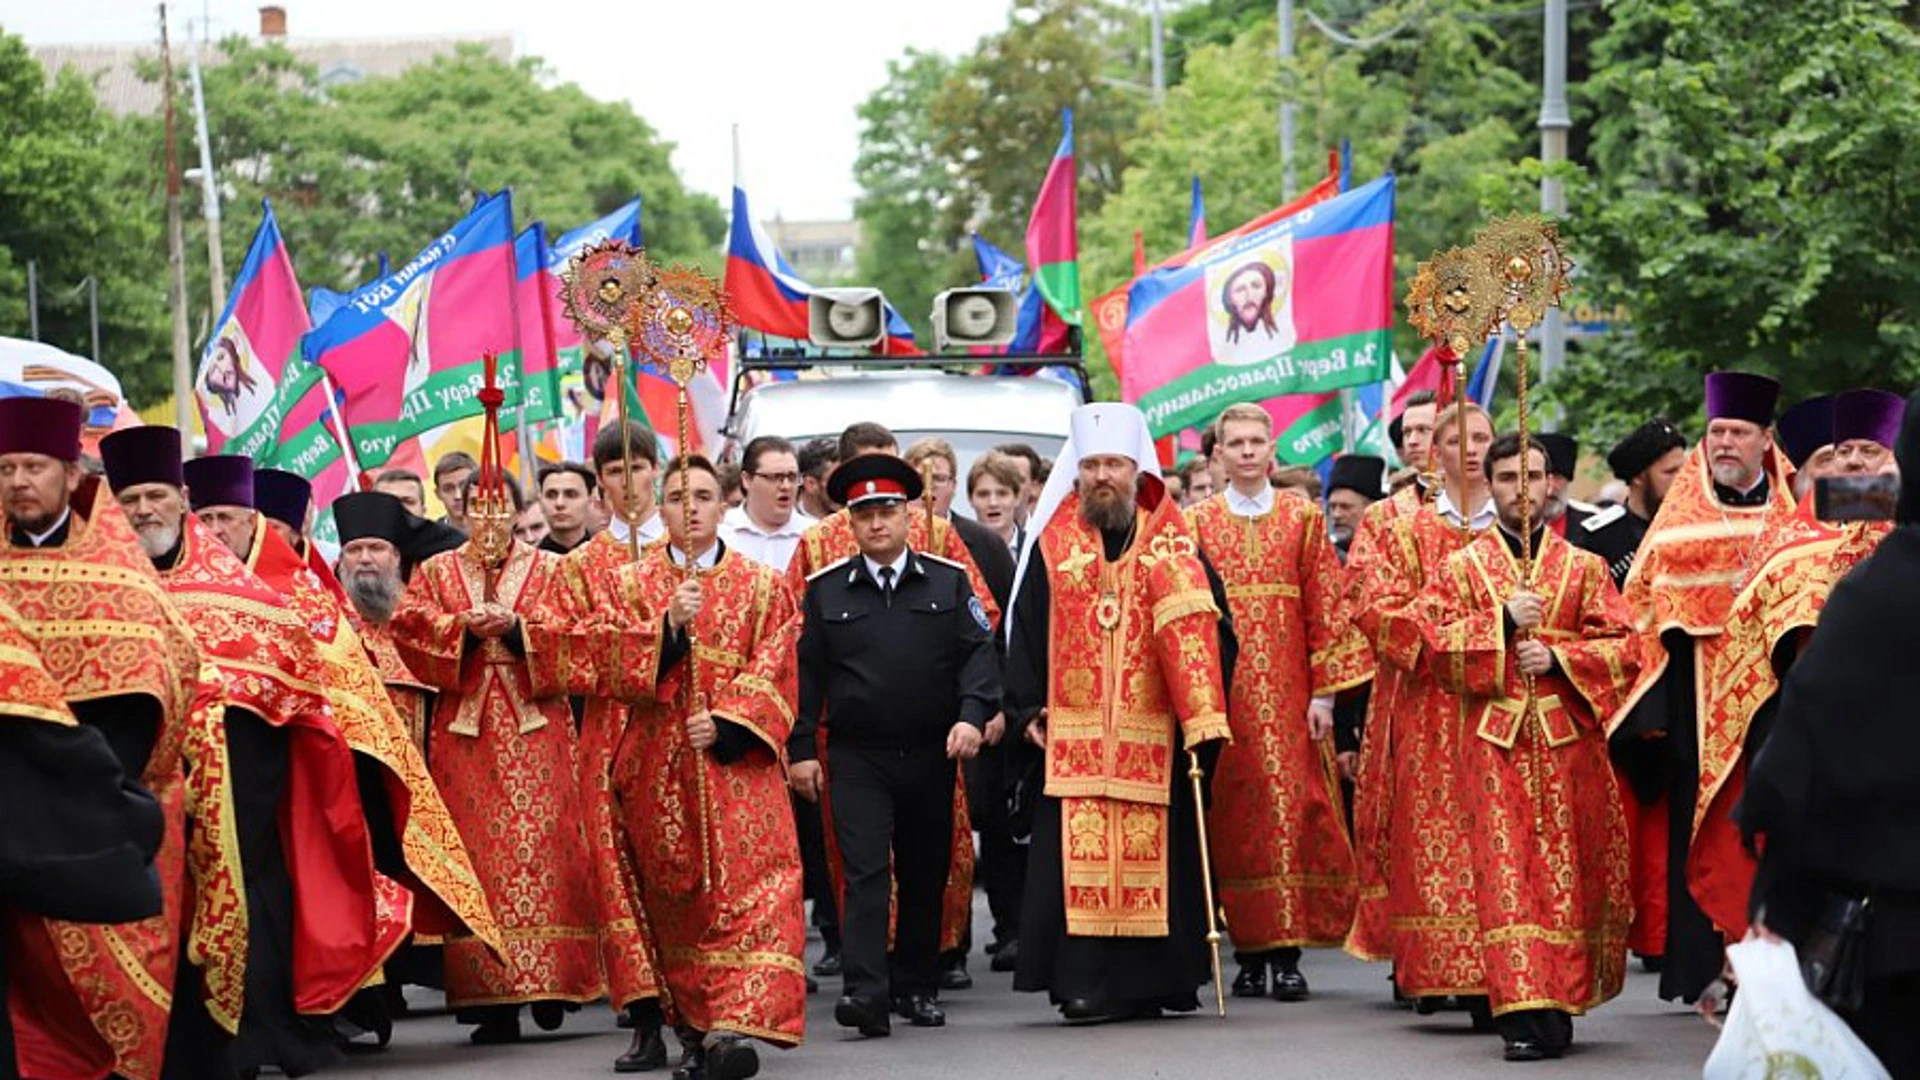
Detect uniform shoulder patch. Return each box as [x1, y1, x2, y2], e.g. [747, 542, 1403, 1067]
[917, 551, 965, 571]
[1580, 504, 1626, 533]
[968, 595, 992, 632]
[807, 555, 857, 582]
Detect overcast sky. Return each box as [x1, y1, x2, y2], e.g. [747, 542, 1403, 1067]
[10, 0, 1018, 221]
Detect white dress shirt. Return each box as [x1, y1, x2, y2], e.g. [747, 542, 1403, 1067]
[720, 504, 815, 572]
[1224, 484, 1275, 518]
[862, 550, 912, 585]
[606, 511, 665, 546]
[1436, 487, 1498, 532]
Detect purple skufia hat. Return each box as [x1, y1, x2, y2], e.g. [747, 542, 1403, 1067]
[1774, 396, 1836, 470]
[1832, 389, 1905, 450]
[0, 397, 83, 461]
[1704, 371, 1781, 426]
[99, 427, 186, 491]
[254, 468, 312, 531]
[182, 455, 257, 512]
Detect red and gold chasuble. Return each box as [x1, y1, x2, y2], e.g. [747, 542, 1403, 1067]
[246, 517, 501, 957]
[1187, 493, 1371, 951]
[786, 509, 981, 951]
[1612, 444, 1794, 941]
[545, 529, 666, 1013]
[615, 546, 807, 1045]
[1692, 516, 1890, 936]
[1426, 531, 1637, 1015]
[1040, 491, 1230, 937]
[0, 480, 199, 1080]
[392, 542, 620, 1007]
[1343, 505, 1485, 994]
[355, 616, 434, 756]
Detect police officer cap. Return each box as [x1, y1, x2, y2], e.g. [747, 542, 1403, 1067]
[828, 453, 924, 509]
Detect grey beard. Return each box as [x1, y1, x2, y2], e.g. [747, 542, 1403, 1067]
[1711, 460, 1758, 490]
[346, 572, 400, 624]
[136, 523, 180, 560]
[1079, 489, 1135, 534]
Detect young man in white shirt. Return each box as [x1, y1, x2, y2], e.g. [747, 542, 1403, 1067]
[720, 435, 814, 573]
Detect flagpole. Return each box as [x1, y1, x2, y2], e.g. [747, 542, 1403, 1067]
[161, 5, 194, 439]
[501, 191, 533, 491]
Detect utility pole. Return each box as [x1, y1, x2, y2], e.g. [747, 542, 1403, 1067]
[25, 260, 37, 341]
[1278, 0, 1297, 201]
[188, 22, 226, 315]
[1149, 0, 1166, 106]
[1539, 0, 1570, 380]
[161, 5, 194, 436]
[86, 277, 100, 363]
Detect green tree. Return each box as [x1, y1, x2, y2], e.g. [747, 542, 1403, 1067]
[852, 49, 973, 343]
[931, 0, 1149, 254]
[0, 32, 169, 403]
[1564, 0, 1920, 440]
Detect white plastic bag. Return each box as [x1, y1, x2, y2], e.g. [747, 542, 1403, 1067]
[1702, 938, 1890, 1080]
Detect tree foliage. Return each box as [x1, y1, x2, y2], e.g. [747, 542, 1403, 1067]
[0, 34, 168, 402]
[1562, 0, 1920, 442]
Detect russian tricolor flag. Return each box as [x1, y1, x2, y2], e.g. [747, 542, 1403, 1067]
[724, 185, 915, 354]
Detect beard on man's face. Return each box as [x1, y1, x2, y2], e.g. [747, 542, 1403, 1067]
[345, 567, 401, 623]
[1078, 479, 1136, 533]
[135, 523, 181, 560]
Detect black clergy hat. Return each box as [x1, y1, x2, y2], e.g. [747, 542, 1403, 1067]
[182, 455, 255, 511]
[254, 468, 312, 532]
[332, 490, 464, 578]
[1536, 433, 1579, 480]
[827, 453, 923, 509]
[0, 397, 83, 461]
[99, 426, 185, 491]
[1705, 371, 1781, 426]
[1833, 388, 1905, 450]
[1775, 396, 1837, 470]
[1326, 454, 1387, 500]
[1607, 419, 1687, 482]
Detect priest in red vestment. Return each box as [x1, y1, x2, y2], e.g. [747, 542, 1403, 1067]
[1425, 433, 1638, 1061]
[1343, 402, 1497, 1020]
[1186, 404, 1371, 1002]
[0, 397, 203, 1080]
[1608, 371, 1796, 1007]
[1003, 403, 1234, 1023]
[610, 456, 807, 1080]
[391, 466, 637, 1043]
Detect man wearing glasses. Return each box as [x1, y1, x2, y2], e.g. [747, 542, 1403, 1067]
[722, 435, 815, 572]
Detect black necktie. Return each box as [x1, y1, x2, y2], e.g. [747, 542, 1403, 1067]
[879, 565, 896, 606]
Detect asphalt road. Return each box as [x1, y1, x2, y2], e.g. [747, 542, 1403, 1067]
[328, 897, 1718, 1079]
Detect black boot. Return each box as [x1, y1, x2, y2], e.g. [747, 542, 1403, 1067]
[940, 951, 972, 991]
[529, 1000, 566, 1032]
[989, 938, 1020, 973]
[1270, 949, 1309, 1002]
[1230, 959, 1268, 999]
[617, 1001, 669, 1072]
[669, 1033, 706, 1080]
[468, 1006, 521, 1045]
[702, 1034, 761, 1080]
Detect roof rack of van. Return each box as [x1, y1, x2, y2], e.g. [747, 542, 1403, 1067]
[725, 346, 1094, 426]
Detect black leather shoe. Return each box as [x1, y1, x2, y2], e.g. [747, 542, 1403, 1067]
[989, 938, 1019, 973]
[805, 973, 819, 995]
[813, 949, 843, 978]
[892, 994, 946, 1027]
[1231, 962, 1268, 999]
[1059, 998, 1122, 1024]
[1503, 1038, 1547, 1062]
[469, 1014, 521, 1044]
[1412, 995, 1443, 1015]
[669, 1038, 704, 1080]
[529, 1000, 565, 1032]
[940, 958, 973, 991]
[1271, 967, 1310, 1002]
[616, 1025, 668, 1073]
[616, 1010, 636, 1029]
[833, 995, 890, 1037]
[702, 1035, 760, 1080]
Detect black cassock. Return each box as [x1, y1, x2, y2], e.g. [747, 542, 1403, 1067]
[1005, 522, 1237, 1011]
[0, 705, 166, 1080]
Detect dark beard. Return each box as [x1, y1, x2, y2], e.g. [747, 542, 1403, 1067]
[345, 571, 400, 624]
[1079, 487, 1135, 534]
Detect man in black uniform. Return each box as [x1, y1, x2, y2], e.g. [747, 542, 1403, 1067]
[788, 454, 1000, 1038]
[1572, 419, 1688, 590]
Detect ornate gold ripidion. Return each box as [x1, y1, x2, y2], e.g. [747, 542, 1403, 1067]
[1404, 245, 1502, 359]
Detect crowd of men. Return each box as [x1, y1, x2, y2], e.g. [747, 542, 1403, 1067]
[0, 367, 1907, 1079]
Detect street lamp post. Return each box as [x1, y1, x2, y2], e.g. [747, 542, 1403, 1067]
[1540, 0, 1570, 380]
[1278, 0, 1297, 201]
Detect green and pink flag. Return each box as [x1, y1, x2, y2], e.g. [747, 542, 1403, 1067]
[1120, 174, 1396, 459]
